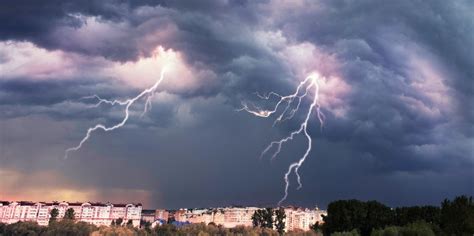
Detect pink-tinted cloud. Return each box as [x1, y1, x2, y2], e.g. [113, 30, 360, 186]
[0, 41, 218, 97]
[0, 41, 99, 80]
[108, 46, 218, 95]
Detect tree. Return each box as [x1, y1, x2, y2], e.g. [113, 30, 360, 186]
[440, 195, 474, 235]
[395, 206, 440, 226]
[322, 200, 394, 236]
[252, 209, 264, 227]
[142, 220, 152, 232]
[362, 201, 395, 235]
[49, 208, 59, 223]
[263, 208, 274, 229]
[322, 199, 368, 234]
[370, 226, 399, 236]
[321, 196, 472, 236]
[310, 222, 322, 233]
[0, 222, 6, 234]
[332, 229, 360, 236]
[399, 221, 435, 236]
[63, 208, 75, 220]
[4, 221, 46, 236]
[274, 207, 286, 235]
[115, 217, 124, 226]
[45, 220, 97, 236]
[154, 223, 178, 235]
[371, 222, 435, 236]
[126, 219, 134, 228]
[252, 208, 274, 229]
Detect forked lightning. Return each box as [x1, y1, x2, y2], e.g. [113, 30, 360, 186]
[239, 73, 324, 205]
[64, 67, 168, 159]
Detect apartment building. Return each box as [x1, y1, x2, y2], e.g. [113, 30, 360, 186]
[0, 201, 142, 227]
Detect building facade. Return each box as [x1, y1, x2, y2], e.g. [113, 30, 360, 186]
[284, 207, 326, 231]
[154, 209, 169, 222]
[0, 201, 142, 227]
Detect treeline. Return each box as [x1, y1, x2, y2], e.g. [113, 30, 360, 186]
[0, 220, 96, 236]
[314, 195, 474, 236]
[0, 221, 318, 236]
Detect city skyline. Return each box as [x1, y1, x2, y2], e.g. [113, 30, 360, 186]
[1, 0, 473, 210]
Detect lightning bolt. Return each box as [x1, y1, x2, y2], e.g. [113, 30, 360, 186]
[64, 67, 168, 159]
[239, 73, 324, 205]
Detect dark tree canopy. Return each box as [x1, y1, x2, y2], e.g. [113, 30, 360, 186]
[251, 207, 280, 230]
[251, 209, 264, 228]
[263, 208, 274, 229]
[115, 217, 124, 226]
[126, 219, 134, 227]
[63, 208, 75, 220]
[274, 207, 286, 235]
[395, 206, 441, 226]
[49, 208, 59, 223]
[440, 196, 474, 235]
[319, 196, 473, 236]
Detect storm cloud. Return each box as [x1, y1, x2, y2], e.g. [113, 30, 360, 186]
[0, 0, 472, 209]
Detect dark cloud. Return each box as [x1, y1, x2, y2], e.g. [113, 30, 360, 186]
[0, 0, 166, 60]
[273, 0, 474, 118]
[0, 0, 473, 208]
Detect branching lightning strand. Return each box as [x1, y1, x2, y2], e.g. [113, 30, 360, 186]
[238, 74, 324, 205]
[64, 67, 168, 159]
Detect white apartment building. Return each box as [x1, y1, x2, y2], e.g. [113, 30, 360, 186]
[0, 201, 142, 227]
[179, 207, 260, 228]
[284, 207, 326, 231]
[218, 207, 260, 228]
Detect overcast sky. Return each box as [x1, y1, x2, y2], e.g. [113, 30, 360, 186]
[0, 0, 472, 209]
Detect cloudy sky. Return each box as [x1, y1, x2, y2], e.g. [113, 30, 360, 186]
[0, 0, 472, 209]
